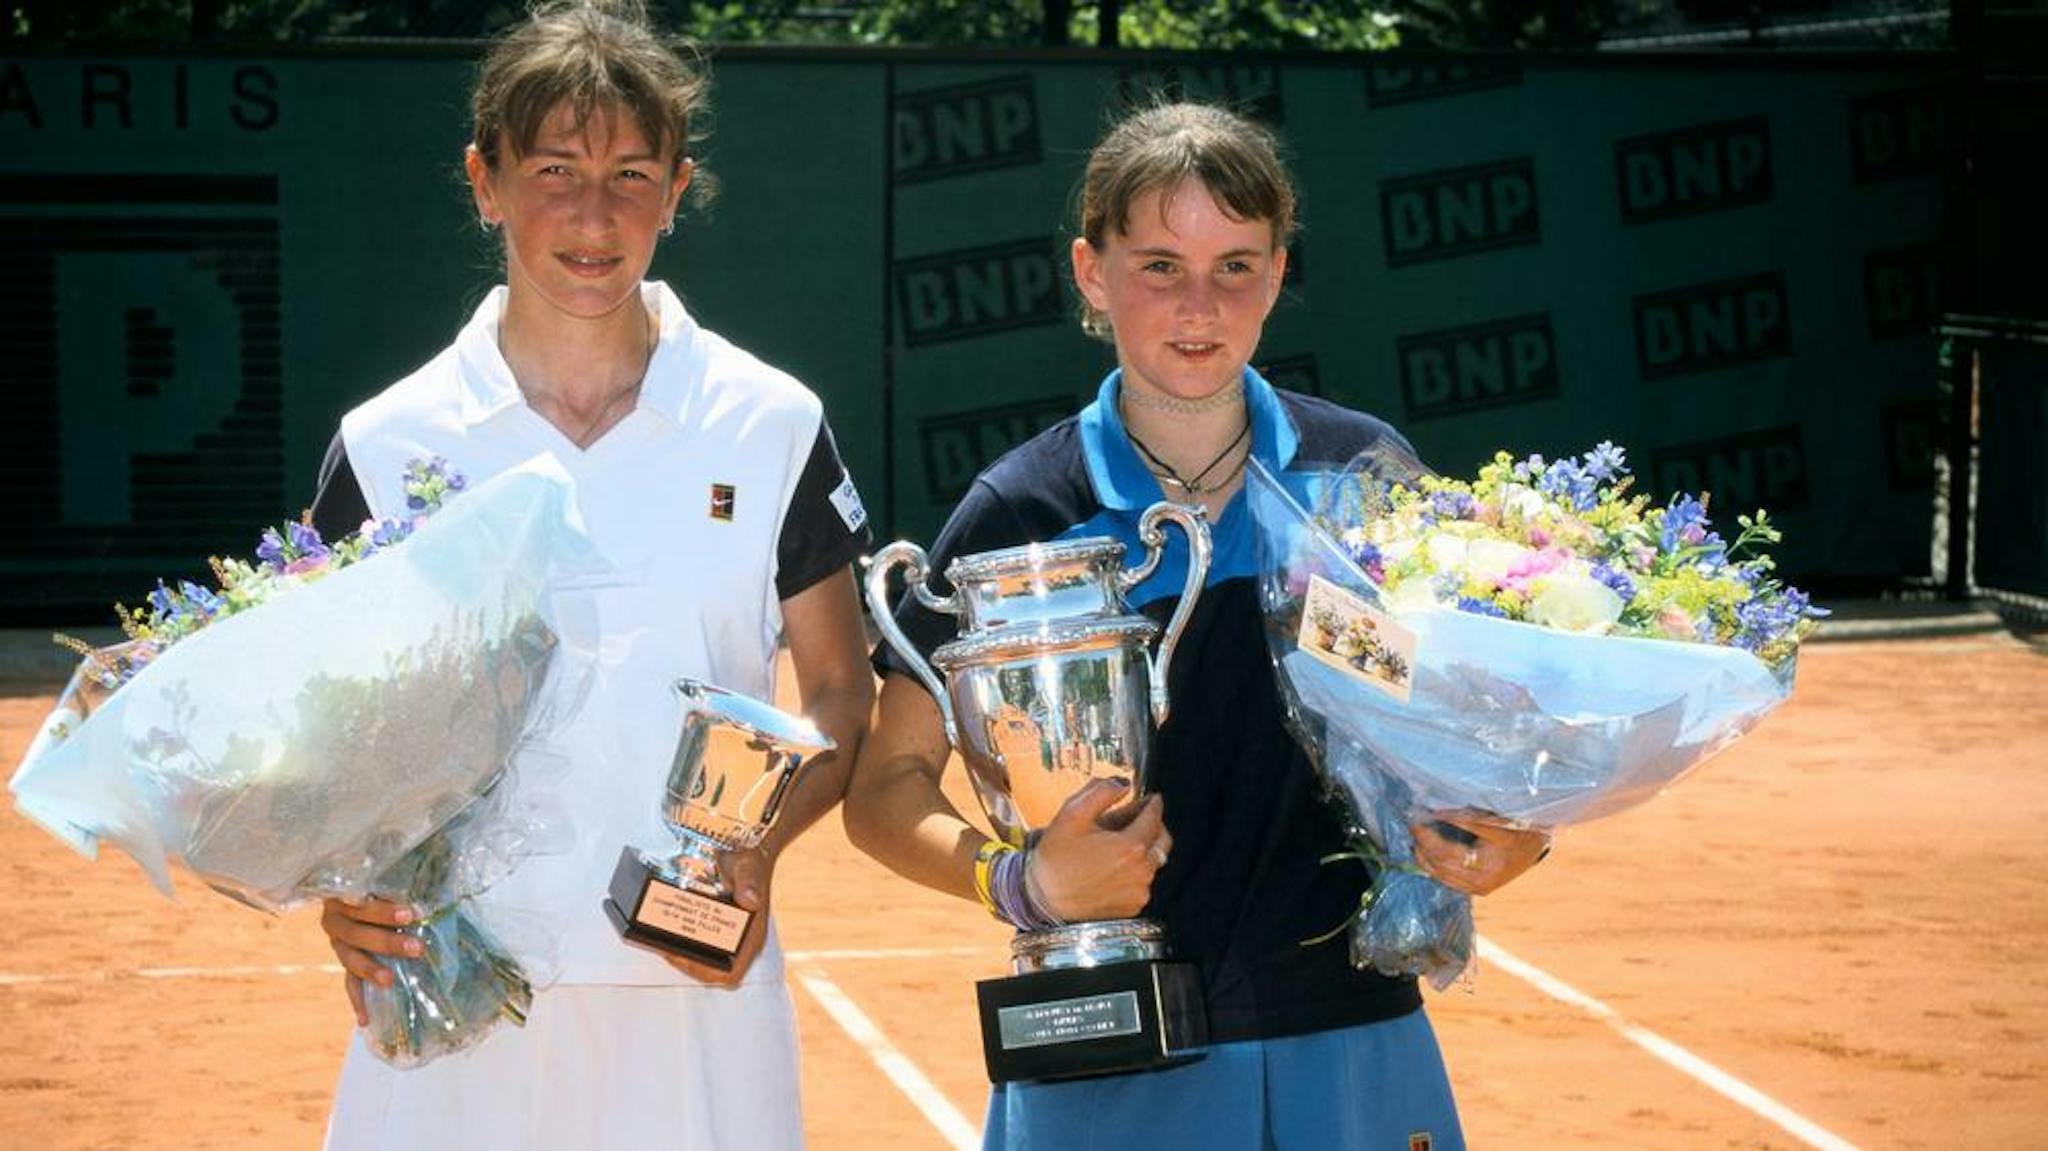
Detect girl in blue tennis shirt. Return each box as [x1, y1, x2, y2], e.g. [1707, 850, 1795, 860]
[847, 101, 1553, 1150]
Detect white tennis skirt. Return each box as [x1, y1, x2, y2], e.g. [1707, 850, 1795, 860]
[324, 980, 805, 1150]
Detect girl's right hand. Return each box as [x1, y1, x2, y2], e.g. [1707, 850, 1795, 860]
[319, 896, 422, 1025]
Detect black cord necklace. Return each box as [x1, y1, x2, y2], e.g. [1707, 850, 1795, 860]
[1124, 414, 1252, 496]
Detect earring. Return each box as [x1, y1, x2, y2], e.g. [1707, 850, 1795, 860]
[479, 215, 499, 231]
[659, 220, 675, 237]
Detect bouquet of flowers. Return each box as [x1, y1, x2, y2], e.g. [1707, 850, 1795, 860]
[11, 455, 599, 1065]
[1247, 443, 1823, 988]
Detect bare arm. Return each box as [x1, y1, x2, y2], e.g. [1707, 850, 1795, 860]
[760, 566, 875, 860]
[844, 671, 1166, 919]
[660, 565, 874, 986]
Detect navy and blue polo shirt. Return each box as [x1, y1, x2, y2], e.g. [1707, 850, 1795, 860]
[878, 368, 1424, 1045]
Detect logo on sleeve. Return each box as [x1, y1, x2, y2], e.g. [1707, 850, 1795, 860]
[709, 483, 736, 522]
[829, 472, 868, 532]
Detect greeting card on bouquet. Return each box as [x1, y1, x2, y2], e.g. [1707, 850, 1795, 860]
[1297, 574, 1416, 702]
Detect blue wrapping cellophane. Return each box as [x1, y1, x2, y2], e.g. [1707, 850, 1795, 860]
[1246, 457, 1794, 987]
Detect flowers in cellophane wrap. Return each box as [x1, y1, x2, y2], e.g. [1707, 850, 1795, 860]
[1247, 444, 1823, 989]
[10, 455, 600, 1066]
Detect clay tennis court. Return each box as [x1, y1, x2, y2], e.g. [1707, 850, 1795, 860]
[2, 625, 2043, 1149]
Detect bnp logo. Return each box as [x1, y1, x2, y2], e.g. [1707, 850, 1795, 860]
[919, 396, 1073, 503]
[1364, 58, 1522, 107]
[1651, 427, 1810, 514]
[1633, 271, 1791, 381]
[893, 75, 1041, 185]
[1616, 115, 1773, 225]
[894, 238, 1062, 347]
[1397, 314, 1558, 422]
[1379, 158, 1539, 267]
[1849, 86, 1951, 183]
[1864, 244, 1941, 340]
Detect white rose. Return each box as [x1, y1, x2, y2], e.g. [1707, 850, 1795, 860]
[1527, 573, 1624, 634]
[1465, 538, 1534, 585]
[1383, 577, 1442, 617]
[1500, 484, 1549, 520]
[1423, 532, 1467, 572]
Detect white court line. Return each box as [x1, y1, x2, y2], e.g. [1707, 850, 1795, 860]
[792, 963, 981, 1151]
[1479, 936, 1862, 1151]
[787, 946, 987, 963]
[0, 963, 345, 986]
[0, 946, 982, 988]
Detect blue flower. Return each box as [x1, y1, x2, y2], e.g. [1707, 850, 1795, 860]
[1455, 595, 1508, 618]
[370, 518, 410, 548]
[147, 581, 177, 617]
[1591, 562, 1635, 602]
[1582, 442, 1627, 483]
[1537, 458, 1600, 513]
[1660, 496, 1723, 556]
[177, 581, 223, 617]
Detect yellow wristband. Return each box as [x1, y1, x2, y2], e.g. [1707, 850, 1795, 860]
[972, 840, 1013, 919]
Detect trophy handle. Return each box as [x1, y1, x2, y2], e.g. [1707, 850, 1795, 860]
[1119, 502, 1212, 728]
[863, 541, 961, 744]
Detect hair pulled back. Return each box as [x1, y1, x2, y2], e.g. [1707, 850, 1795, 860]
[471, 0, 710, 194]
[1075, 102, 1297, 338]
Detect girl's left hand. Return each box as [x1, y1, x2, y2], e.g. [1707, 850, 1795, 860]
[1411, 810, 1551, 896]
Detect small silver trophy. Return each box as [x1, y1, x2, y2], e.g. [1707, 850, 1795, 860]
[603, 678, 832, 970]
[867, 501, 1212, 1082]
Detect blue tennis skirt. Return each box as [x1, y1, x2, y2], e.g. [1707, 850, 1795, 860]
[983, 1007, 1464, 1151]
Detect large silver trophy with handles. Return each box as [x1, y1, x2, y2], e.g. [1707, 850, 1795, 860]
[603, 678, 833, 971]
[867, 501, 1212, 1083]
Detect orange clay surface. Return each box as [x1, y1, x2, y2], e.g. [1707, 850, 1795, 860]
[1, 634, 2044, 1150]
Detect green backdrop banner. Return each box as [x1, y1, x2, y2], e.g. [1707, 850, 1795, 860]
[0, 49, 1954, 619]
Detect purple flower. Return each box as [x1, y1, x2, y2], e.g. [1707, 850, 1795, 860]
[370, 518, 410, 548]
[1455, 595, 1508, 618]
[1429, 490, 1478, 520]
[1344, 539, 1385, 584]
[256, 528, 289, 572]
[447, 472, 468, 491]
[147, 581, 177, 617]
[286, 520, 328, 558]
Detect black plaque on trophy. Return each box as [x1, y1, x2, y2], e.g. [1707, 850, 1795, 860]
[975, 960, 1207, 1083]
[602, 845, 752, 971]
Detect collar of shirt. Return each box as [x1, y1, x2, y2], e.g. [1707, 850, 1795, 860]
[449, 281, 704, 432]
[1077, 366, 1300, 511]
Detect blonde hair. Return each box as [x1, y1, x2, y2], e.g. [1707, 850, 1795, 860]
[471, 0, 711, 201]
[1075, 102, 1297, 338]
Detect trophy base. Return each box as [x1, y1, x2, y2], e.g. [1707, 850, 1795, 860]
[975, 959, 1207, 1084]
[603, 846, 752, 971]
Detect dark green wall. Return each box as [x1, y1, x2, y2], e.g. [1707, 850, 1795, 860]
[0, 49, 1959, 619]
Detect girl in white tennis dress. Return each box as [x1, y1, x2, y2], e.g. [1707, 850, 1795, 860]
[310, 4, 875, 1147]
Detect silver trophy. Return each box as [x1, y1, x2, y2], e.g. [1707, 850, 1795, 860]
[866, 501, 1212, 1082]
[603, 678, 833, 970]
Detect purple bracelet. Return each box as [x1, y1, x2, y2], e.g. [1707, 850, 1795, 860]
[989, 845, 1061, 932]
